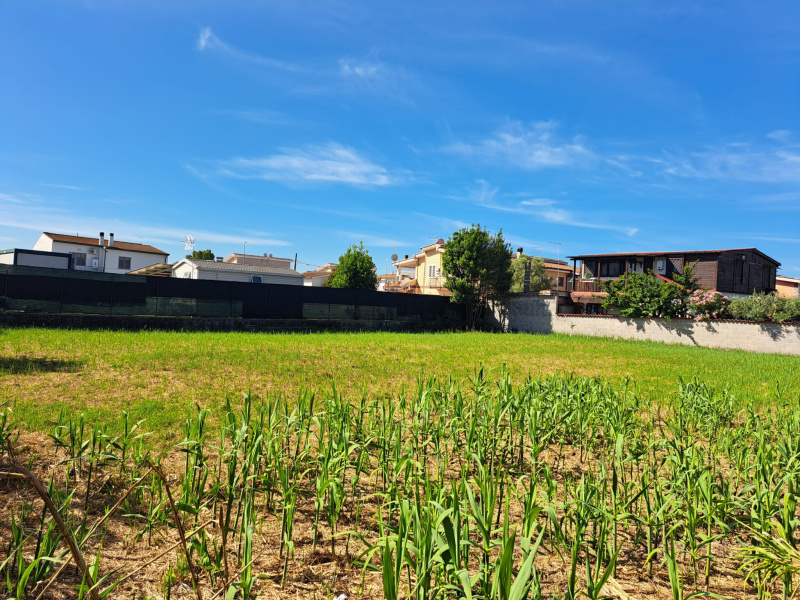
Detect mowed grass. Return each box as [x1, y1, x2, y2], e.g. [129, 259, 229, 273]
[1, 327, 798, 441]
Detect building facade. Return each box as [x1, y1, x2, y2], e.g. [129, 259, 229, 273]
[34, 232, 169, 275]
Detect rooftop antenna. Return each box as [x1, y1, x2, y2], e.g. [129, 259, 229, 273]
[181, 235, 196, 251]
[391, 237, 398, 262]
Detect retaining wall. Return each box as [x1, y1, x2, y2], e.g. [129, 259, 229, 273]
[0, 312, 459, 333]
[488, 295, 800, 355]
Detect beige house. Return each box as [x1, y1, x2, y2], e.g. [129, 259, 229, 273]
[391, 239, 451, 296]
[172, 258, 303, 285]
[302, 263, 337, 287]
[223, 253, 294, 269]
[776, 275, 800, 298]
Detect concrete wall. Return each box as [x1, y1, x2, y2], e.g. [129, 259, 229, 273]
[488, 294, 800, 355]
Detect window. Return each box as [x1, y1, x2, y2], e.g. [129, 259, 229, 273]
[251, 275, 263, 284]
[557, 276, 565, 289]
[72, 252, 86, 267]
[599, 260, 622, 277]
[118, 256, 131, 270]
[428, 265, 437, 278]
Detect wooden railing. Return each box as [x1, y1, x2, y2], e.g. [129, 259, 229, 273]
[571, 280, 604, 293]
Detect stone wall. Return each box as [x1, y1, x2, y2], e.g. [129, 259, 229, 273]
[488, 294, 800, 355]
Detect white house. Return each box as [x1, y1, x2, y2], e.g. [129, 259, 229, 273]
[34, 232, 169, 275]
[302, 263, 337, 287]
[172, 258, 304, 285]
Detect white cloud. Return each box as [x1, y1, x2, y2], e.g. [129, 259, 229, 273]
[0, 193, 27, 204]
[0, 199, 291, 252]
[196, 28, 415, 102]
[453, 180, 637, 236]
[661, 143, 800, 184]
[217, 143, 396, 186]
[338, 233, 409, 248]
[766, 129, 793, 143]
[195, 27, 307, 73]
[444, 121, 592, 169]
[42, 183, 84, 191]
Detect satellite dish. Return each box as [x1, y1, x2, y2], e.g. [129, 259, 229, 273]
[391, 253, 399, 261]
[181, 235, 196, 251]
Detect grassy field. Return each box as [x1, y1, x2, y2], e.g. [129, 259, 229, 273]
[1, 328, 799, 440]
[2, 327, 800, 600]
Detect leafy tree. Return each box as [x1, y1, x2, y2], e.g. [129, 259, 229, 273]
[186, 249, 215, 260]
[673, 260, 700, 292]
[510, 254, 553, 293]
[601, 271, 687, 319]
[324, 242, 378, 290]
[442, 225, 512, 327]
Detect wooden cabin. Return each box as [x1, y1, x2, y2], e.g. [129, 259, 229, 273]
[566, 248, 781, 312]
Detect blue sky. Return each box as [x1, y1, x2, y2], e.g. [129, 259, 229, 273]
[1, 1, 799, 274]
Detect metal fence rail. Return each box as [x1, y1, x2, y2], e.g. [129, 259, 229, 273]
[0, 265, 462, 323]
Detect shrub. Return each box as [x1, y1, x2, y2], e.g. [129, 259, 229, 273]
[687, 289, 731, 321]
[729, 293, 800, 323]
[601, 271, 687, 319]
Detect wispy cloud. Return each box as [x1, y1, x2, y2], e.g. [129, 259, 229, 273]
[0, 209, 291, 250]
[336, 57, 416, 104]
[216, 143, 396, 186]
[208, 108, 304, 127]
[196, 27, 416, 102]
[412, 213, 470, 233]
[337, 232, 409, 248]
[766, 129, 793, 143]
[661, 143, 800, 183]
[454, 180, 638, 236]
[0, 193, 27, 204]
[42, 183, 84, 191]
[444, 121, 592, 170]
[196, 27, 306, 73]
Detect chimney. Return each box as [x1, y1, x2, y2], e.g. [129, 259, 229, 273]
[517, 247, 523, 259]
[404, 254, 409, 259]
[99, 232, 105, 246]
[108, 233, 115, 248]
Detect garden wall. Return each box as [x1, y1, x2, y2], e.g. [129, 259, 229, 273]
[488, 295, 800, 355]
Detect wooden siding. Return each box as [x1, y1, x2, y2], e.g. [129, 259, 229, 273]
[716, 250, 777, 295]
[683, 255, 718, 290]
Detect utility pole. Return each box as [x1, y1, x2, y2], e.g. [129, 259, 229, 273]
[243, 242, 247, 262]
[547, 242, 562, 291]
[294, 253, 298, 271]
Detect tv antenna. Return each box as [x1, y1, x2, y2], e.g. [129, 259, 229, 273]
[391, 237, 398, 262]
[181, 235, 196, 251]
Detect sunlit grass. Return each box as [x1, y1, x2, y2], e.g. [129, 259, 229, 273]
[1, 327, 798, 440]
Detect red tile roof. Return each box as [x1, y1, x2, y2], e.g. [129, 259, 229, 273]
[43, 232, 168, 255]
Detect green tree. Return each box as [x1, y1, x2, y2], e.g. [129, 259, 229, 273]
[601, 271, 687, 319]
[442, 225, 512, 327]
[510, 255, 553, 293]
[324, 242, 378, 290]
[673, 260, 700, 292]
[186, 249, 215, 260]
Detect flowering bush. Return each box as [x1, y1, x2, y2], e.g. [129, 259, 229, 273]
[687, 289, 730, 321]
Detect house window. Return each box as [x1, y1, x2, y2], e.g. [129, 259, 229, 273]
[118, 256, 131, 270]
[72, 252, 87, 267]
[251, 275, 263, 284]
[428, 265, 439, 278]
[600, 260, 622, 277]
[557, 276, 565, 289]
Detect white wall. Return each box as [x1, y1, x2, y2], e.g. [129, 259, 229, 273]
[489, 295, 800, 356]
